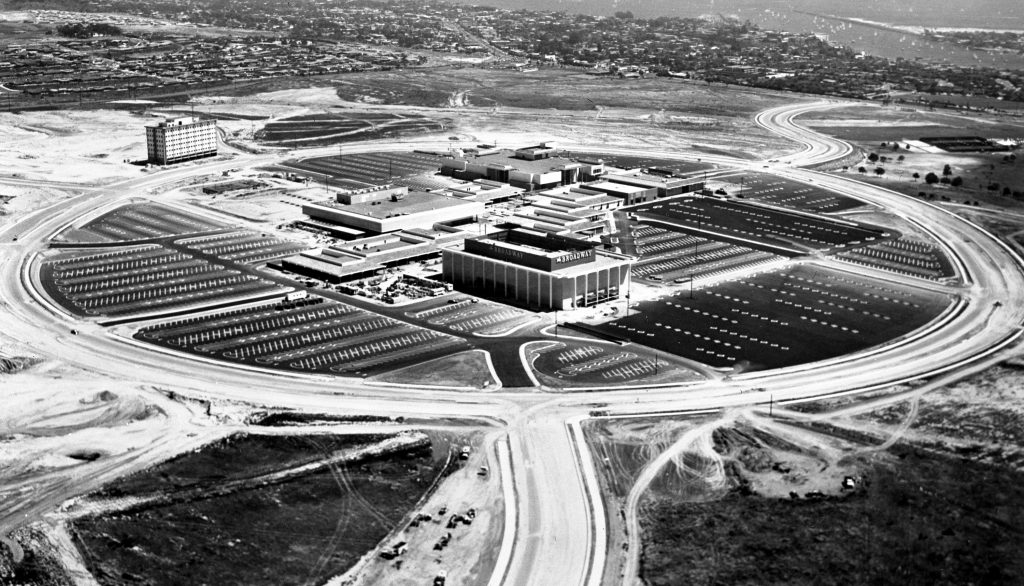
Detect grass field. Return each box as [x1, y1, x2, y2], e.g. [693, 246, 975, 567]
[805, 103, 1024, 204]
[800, 104, 1024, 143]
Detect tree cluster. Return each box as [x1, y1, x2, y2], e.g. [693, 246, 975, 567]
[55, 22, 123, 38]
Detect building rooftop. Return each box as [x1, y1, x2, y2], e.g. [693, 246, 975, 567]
[468, 151, 584, 174]
[585, 180, 648, 196]
[318, 190, 476, 219]
[147, 116, 209, 128]
[605, 173, 700, 189]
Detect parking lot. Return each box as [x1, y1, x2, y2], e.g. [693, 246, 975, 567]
[624, 223, 782, 281]
[288, 151, 446, 190]
[716, 172, 866, 213]
[259, 113, 442, 147]
[62, 203, 226, 243]
[836, 236, 956, 280]
[42, 245, 285, 317]
[410, 298, 537, 336]
[137, 297, 469, 376]
[588, 264, 952, 370]
[529, 341, 683, 385]
[180, 231, 308, 265]
[632, 197, 889, 254]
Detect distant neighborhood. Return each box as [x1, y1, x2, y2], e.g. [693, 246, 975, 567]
[0, 0, 1021, 110]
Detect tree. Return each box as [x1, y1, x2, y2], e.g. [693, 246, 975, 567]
[858, 166, 867, 174]
[925, 172, 939, 184]
[951, 176, 963, 188]
[1004, 187, 1012, 196]
[912, 172, 921, 182]
[940, 176, 950, 184]
[880, 156, 888, 164]
[943, 164, 952, 176]
[875, 167, 886, 176]
[868, 153, 879, 163]
[897, 155, 905, 164]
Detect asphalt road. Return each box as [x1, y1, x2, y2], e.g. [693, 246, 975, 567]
[2, 102, 1023, 586]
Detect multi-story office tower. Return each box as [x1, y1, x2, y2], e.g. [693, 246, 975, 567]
[145, 117, 217, 165]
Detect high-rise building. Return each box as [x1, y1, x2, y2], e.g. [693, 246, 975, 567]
[442, 228, 631, 310]
[145, 117, 217, 165]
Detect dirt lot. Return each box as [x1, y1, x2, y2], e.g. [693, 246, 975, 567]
[844, 363, 1024, 469]
[0, 110, 152, 184]
[640, 441, 1024, 586]
[70, 431, 457, 586]
[333, 68, 798, 115]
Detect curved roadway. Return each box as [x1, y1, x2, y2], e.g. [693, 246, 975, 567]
[1, 100, 1023, 586]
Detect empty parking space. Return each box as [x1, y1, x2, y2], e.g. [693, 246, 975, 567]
[410, 299, 536, 336]
[259, 113, 442, 146]
[529, 342, 685, 385]
[42, 245, 285, 317]
[587, 264, 953, 370]
[180, 231, 308, 264]
[632, 197, 888, 253]
[136, 297, 469, 376]
[717, 172, 866, 213]
[64, 203, 226, 243]
[622, 223, 783, 281]
[836, 237, 956, 280]
[289, 152, 446, 188]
